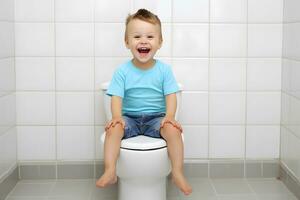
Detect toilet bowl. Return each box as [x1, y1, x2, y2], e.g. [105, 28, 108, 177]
[101, 133, 170, 200]
[100, 82, 182, 200]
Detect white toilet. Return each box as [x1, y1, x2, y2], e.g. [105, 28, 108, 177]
[100, 82, 183, 200]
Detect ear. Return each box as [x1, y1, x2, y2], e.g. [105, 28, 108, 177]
[124, 37, 130, 49]
[158, 38, 163, 49]
[124, 35, 129, 49]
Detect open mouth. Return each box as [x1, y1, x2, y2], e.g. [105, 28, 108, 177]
[137, 47, 151, 54]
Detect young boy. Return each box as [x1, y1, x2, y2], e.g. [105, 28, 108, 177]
[96, 8, 192, 196]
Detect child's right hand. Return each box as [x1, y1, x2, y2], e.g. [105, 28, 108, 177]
[105, 117, 125, 131]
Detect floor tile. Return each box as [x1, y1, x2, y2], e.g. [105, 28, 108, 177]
[185, 178, 216, 195]
[247, 178, 292, 195]
[167, 179, 180, 197]
[217, 194, 258, 200]
[9, 182, 54, 197]
[6, 197, 47, 200]
[89, 179, 117, 200]
[256, 194, 298, 200]
[4, 178, 298, 200]
[48, 180, 93, 198]
[211, 179, 253, 195]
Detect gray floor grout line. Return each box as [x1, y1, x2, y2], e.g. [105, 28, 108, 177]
[208, 178, 218, 196]
[245, 178, 260, 200]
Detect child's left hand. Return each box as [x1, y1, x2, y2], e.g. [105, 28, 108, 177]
[160, 117, 183, 132]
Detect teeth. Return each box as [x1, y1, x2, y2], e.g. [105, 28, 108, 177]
[137, 47, 150, 54]
[139, 47, 149, 50]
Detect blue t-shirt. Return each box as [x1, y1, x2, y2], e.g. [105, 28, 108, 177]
[107, 60, 179, 114]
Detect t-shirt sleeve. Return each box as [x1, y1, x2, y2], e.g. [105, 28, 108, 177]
[106, 69, 125, 98]
[163, 66, 179, 95]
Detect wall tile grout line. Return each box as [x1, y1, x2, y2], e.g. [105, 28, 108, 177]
[244, 0, 249, 178]
[93, 0, 96, 180]
[207, 0, 211, 178]
[53, 0, 58, 180]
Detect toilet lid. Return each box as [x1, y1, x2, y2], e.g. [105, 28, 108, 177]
[101, 132, 167, 150]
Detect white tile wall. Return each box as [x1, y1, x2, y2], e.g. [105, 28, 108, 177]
[247, 92, 281, 124]
[16, 57, 55, 90]
[209, 126, 245, 158]
[281, 0, 300, 180]
[95, 0, 131, 22]
[209, 92, 246, 124]
[56, 92, 94, 125]
[0, 0, 16, 180]
[210, 24, 247, 57]
[15, 0, 54, 22]
[14, 0, 284, 162]
[0, 0, 14, 21]
[56, 57, 94, 90]
[246, 125, 280, 158]
[17, 92, 55, 125]
[95, 126, 104, 160]
[55, 0, 94, 22]
[248, 0, 283, 23]
[0, 128, 17, 177]
[281, 127, 300, 179]
[183, 126, 208, 158]
[172, 58, 209, 91]
[95, 23, 129, 57]
[57, 126, 94, 160]
[0, 94, 16, 130]
[248, 24, 282, 57]
[15, 23, 55, 56]
[55, 23, 94, 56]
[173, 0, 209, 22]
[18, 126, 55, 160]
[282, 23, 300, 59]
[247, 59, 282, 91]
[173, 24, 209, 57]
[0, 58, 15, 95]
[209, 59, 246, 91]
[283, 0, 300, 22]
[210, 0, 247, 23]
[179, 92, 208, 125]
[0, 22, 14, 58]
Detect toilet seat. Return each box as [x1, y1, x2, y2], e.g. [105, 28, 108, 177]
[121, 135, 167, 151]
[101, 133, 167, 151]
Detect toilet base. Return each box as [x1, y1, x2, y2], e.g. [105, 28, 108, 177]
[118, 178, 167, 200]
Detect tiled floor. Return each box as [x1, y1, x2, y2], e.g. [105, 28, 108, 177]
[5, 178, 298, 200]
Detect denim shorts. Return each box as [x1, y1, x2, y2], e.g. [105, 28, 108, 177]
[122, 112, 166, 139]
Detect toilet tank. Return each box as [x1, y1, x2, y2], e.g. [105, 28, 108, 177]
[100, 82, 183, 121]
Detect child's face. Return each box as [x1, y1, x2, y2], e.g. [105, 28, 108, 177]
[125, 19, 162, 68]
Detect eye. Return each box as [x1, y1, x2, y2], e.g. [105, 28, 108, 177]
[134, 35, 141, 39]
[147, 35, 154, 39]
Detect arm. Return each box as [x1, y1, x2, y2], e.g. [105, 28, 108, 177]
[111, 96, 122, 118]
[105, 96, 125, 130]
[165, 93, 177, 118]
[161, 93, 182, 132]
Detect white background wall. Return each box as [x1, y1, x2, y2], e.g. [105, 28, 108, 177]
[0, 0, 17, 180]
[14, 0, 283, 163]
[281, 0, 300, 181]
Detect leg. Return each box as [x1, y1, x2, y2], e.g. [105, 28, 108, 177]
[96, 123, 124, 188]
[160, 123, 192, 195]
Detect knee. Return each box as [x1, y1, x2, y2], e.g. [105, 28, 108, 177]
[161, 123, 181, 138]
[106, 123, 123, 136]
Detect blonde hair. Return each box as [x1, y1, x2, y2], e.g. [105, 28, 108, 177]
[125, 8, 162, 41]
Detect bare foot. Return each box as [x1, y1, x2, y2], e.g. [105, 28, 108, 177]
[172, 172, 192, 195]
[96, 171, 117, 188]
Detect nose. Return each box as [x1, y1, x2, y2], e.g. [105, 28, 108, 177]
[140, 37, 147, 44]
